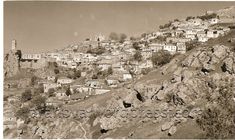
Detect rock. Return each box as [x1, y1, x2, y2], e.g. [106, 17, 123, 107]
[188, 107, 202, 119]
[202, 63, 215, 72]
[156, 90, 165, 100]
[168, 126, 177, 136]
[222, 57, 234, 74]
[4, 50, 20, 78]
[161, 121, 174, 131]
[212, 45, 229, 59]
[190, 57, 201, 68]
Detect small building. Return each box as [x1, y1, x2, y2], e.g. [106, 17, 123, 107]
[163, 44, 177, 54]
[43, 82, 58, 93]
[207, 30, 219, 38]
[176, 42, 187, 54]
[123, 71, 132, 81]
[57, 77, 74, 87]
[209, 18, 219, 24]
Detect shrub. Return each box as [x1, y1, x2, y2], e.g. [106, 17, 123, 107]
[151, 50, 173, 66]
[133, 51, 142, 62]
[65, 87, 72, 96]
[107, 67, 113, 75]
[21, 89, 32, 102]
[196, 82, 235, 138]
[54, 69, 60, 74]
[15, 107, 30, 120]
[132, 42, 140, 50]
[32, 95, 46, 114]
[30, 76, 37, 86]
[74, 70, 81, 79]
[48, 88, 55, 97]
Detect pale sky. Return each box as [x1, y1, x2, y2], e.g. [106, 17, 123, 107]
[4, 1, 235, 53]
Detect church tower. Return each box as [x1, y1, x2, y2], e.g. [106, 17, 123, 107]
[11, 39, 17, 51]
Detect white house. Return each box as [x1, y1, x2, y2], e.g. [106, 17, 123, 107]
[123, 71, 132, 81]
[57, 77, 74, 87]
[22, 53, 42, 60]
[43, 82, 58, 93]
[207, 30, 219, 38]
[163, 44, 177, 54]
[141, 49, 153, 60]
[209, 18, 219, 24]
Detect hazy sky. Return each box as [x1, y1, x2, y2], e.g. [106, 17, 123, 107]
[4, 1, 235, 53]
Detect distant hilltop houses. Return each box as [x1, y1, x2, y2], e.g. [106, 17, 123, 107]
[4, 6, 235, 95]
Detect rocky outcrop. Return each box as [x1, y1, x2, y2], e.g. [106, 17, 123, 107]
[4, 50, 20, 78]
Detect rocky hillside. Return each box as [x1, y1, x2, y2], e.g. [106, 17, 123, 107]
[11, 29, 235, 139]
[215, 6, 235, 18]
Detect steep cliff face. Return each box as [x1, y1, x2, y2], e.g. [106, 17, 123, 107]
[4, 50, 20, 78]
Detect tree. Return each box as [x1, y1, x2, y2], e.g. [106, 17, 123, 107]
[133, 51, 142, 62]
[107, 67, 113, 75]
[119, 33, 127, 43]
[74, 70, 81, 79]
[54, 69, 60, 74]
[141, 33, 147, 38]
[15, 107, 30, 121]
[65, 87, 72, 96]
[174, 19, 179, 22]
[21, 89, 32, 102]
[31, 76, 37, 86]
[32, 95, 46, 114]
[132, 42, 140, 50]
[109, 32, 119, 41]
[35, 83, 44, 93]
[151, 50, 172, 66]
[15, 50, 22, 61]
[48, 88, 55, 97]
[196, 82, 235, 138]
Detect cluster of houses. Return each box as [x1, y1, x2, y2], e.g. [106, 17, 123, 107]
[142, 16, 231, 55]
[8, 11, 233, 104]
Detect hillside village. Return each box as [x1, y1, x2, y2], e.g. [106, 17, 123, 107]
[3, 6, 235, 139]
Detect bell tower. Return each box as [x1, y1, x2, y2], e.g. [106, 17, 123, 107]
[11, 39, 16, 51]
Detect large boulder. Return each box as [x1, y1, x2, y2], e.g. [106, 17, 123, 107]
[212, 45, 230, 59]
[222, 56, 234, 74]
[168, 126, 177, 136]
[161, 121, 174, 131]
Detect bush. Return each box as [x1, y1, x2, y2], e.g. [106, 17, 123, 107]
[21, 89, 32, 102]
[197, 13, 217, 21]
[32, 95, 46, 114]
[109, 32, 119, 41]
[132, 42, 140, 50]
[74, 70, 81, 79]
[119, 33, 127, 43]
[48, 88, 55, 97]
[30, 76, 37, 86]
[54, 69, 60, 74]
[15, 107, 30, 120]
[133, 51, 142, 62]
[141, 68, 151, 75]
[151, 50, 173, 66]
[107, 67, 113, 75]
[65, 87, 72, 96]
[196, 82, 235, 138]
[186, 41, 199, 51]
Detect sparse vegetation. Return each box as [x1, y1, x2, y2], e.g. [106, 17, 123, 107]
[133, 51, 142, 62]
[151, 50, 173, 66]
[15, 107, 30, 121]
[197, 13, 217, 21]
[21, 89, 32, 102]
[132, 42, 141, 50]
[31, 95, 46, 114]
[196, 81, 235, 139]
